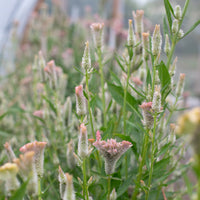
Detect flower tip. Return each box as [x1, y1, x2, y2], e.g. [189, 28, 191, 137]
[96, 130, 101, 141]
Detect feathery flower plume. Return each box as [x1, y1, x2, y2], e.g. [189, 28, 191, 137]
[67, 140, 76, 169]
[132, 10, 144, 37]
[4, 142, 16, 162]
[90, 23, 104, 50]
[78, 123, 89, 158]
[63, 173, 76, 200]
[140, 102, 154, 129]
[0, 163, 19, 195]
[152, 24, 162, 56]
[127, 19, 135, 47]
[164, 34, 171, 56]
[82, 41, 92, 72]
[142, 32, 149, 60]
[14, 151, 38, 195]
[75, 85, 87, 116]
[176, 73, 185, 97]
[93, 131, 132, 174]
[20, 141, 47, 177]
[58, 166, 67, 200]
[152, 85, 162, 113]
[178, 29, 184, 39]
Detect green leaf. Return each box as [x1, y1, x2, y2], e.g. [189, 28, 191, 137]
[164, 0, 172, 32]
[181, 20, 200, 39]
[0, 112, 9, 121]
[10, 180, 28, 200]
[117, 175, 134, 197]
[110, 70, 122, 86]
[42, 96, 57, 114]
[181, 0, 190, 22]
[163, 17, 169, 36]
[146, 67, 152, 87]
[114, 134, 138, 158]
[128, 83, 145, 98]
[115, 54, 125, 72]
[107, 82, 141, 117]
[156, 61, 171, 93]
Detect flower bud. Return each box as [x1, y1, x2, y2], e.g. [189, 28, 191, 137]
[82, 41, 92, 72]
[110, 188, 117, 200]
[164, 34, 171, 56]
[90, 23, 104, 50]
[176, 73, 185, 97]
[33, 110, 44, 118]
[20, 141, 47, 178]
[78, 124, 88, 158]
[63, 173, 76, 200]
[172, 19, 179, 34]
[67, 140, 76, 169]
[132, 10, 144, 37]
[75, 85, 87, 116]
[178, 29, 184, 39]
[146, 84, 152, 101]
[152, 25, 162, 56]
[152, 85, 161, 113]
[4, 142, 16, 162]
[175, 5, 182, 20]
[127, 19, 135, 47]
[139, 102, 153, 129]
[63, 97, 72, 126]
[142, 32, 149, 60]
[0, 163, 19, 195]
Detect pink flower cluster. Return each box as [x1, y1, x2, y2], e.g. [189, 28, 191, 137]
[93, 131, 132, 174]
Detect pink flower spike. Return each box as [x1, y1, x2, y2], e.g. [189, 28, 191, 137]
[93, 136, 132, 175]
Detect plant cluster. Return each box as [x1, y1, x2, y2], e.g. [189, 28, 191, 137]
[0, 0, 200, 200]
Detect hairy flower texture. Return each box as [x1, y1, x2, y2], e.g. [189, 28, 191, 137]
[127, 19, 135, 47]
[58, 166, 67, 200]
[63, 97, 72, 126]
[132, 10, 144, 37]
[20, 141, 47, 177]
[14, 151, 38, 195]
[142, 32, 149, 60]
[140, 102, 154, 129]
[75, 85, 87, 116]
[152, 24, 162, 56]
[172, 19, 179, 34]
[93, 131, 132, 174]
[78, 123, 88, 158]
[152, 85, 162, 113]
[67, 140, 76, 169]
[176, 73, 185, 97]
[4, 142, 16, 162]
[175, 5, 182, 20]
[82, 41, 91, 72]
[164, 34, 171, 56]
[33, 110, 44, 118]
[132, 76, 143, 86]
[178, 29, 184, 39]
[63, 173, 76, 200]
[90, 23, 104, 50]
[154, 70, 160, 85]
[0, 163, 19, 195]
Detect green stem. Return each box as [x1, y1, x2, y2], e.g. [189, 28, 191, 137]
[85, 71, 95, 138]
[166, 97, 178, 125]
[82, 158, 89, 200]
[123, 58, 131, 178]
[166, 39, 176, 69]
[151, 56, 158, 98]
[107, 175, 111, 200]
[97, 48, 106, 127]
[131, 129, 149, 200]
[145, 114, 157, 200]
[38, 177, 42, 200]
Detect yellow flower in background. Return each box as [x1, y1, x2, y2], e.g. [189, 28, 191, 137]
[176, 107, 200, 135]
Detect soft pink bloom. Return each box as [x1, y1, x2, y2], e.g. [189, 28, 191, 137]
[93, 131, 132, 174]
[33, 110, 44, 118]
